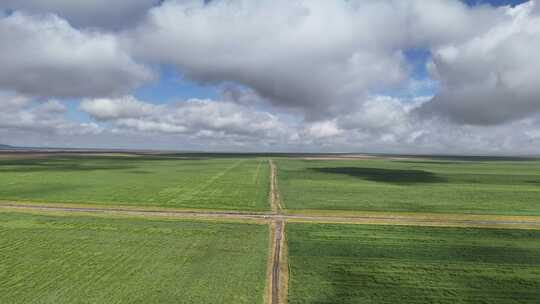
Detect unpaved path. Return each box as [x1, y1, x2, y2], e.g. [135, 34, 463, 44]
[269, 160, 282, 214]
[268, 159, 285, 304]
[271, 220, 283, 304]
[2, 204, 540, 229]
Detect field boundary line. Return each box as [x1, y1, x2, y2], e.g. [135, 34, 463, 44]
[268, 160, 286, 304]
[0, 200, 267, 214]
[264, 221, 277, 304]
[278, 222, 289, 304]
[2, 203, 540, 229]
[271, 220, 284, 304]
[269, 160, 282, 214]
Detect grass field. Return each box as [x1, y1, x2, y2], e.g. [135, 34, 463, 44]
[277, 158, 540, 215]
[0, 154, 269, 211]
[0, 212, 268, 304]
[3, 153, 540, 304]
[287, 223, 540, 304]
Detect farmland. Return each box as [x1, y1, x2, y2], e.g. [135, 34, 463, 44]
[276, 158, 540, 216]
[286, 223, 540, 304]
[1, 152, 540, 304]
[0, 154, 269, 211]
[0, 211, 268, 304]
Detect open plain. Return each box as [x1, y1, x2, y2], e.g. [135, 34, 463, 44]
[1, 152, 540, 304]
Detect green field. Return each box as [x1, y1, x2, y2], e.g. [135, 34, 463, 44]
[0, 212, 268, 304]
[277, 158, 540, 215]
[287, 223, 540, 304]
[0, 154, 269, 211]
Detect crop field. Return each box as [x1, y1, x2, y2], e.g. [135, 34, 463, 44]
[276, 158, 540, 215]
[0, 212, 268, 304]
[2, 153, 540, 304]
[0, 154, 269, 211]
[286, 223, 540, 304]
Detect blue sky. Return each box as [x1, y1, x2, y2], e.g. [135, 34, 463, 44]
[134, 65, 220, 104]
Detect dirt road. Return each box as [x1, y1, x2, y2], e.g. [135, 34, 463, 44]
[271, 221, 283, 304]
[2, 204, 540, 228]
[268, 160, 282, 214]
[268, 159, 285, 304]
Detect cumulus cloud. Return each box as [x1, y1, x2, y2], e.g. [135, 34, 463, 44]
[0, 0, 160, 30]
[420, 1, 540, 125]
[3, 0, 540, 154]
[80, 96, 157, 120]
[130, 0, 415, 119]
[80, 96, 293, 140]
[0, 12, 152, 99]
[0, 92, 103, 136]
[128, 0, 508, 120]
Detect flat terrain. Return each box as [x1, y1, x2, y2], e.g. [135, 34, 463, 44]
[287, 223, 540, 304]
[3, 152, 540, 304]
[0, 212, 268, 304]
[0, 154, 269, 211]
[277, 158, 540, 215]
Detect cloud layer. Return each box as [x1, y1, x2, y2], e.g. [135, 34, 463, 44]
[0, 0, 161, 30]
[0, 12, 152, 99]
[421, 1, 540, 125]
[2, 0, 540, 153]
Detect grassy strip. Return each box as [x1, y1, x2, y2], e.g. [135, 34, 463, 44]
[286, 209, 540, 224]
[0, 206, 268, 225]
[0, 200, 269, 214]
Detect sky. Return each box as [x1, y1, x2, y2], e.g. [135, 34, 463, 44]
[1, 0, 540, 154]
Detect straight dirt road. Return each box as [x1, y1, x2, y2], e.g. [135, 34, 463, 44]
[268, 160, 282, 214]
[271, 221, 283, 304]
[268, 160, 285, 304]
[2, 204, 540, 228]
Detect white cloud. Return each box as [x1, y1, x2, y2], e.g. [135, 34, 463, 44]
[3, 0, 540, 154]
[80, 96, 293, 140]
[80, 96, 157, 120]
[302, 121, 343, 139]
[0, 0, 160, 30]
[420, 1, 540, 125]
[128, 0, 508, 120]
[0, 92, 103, 136]
[130, 0, 416, 119]
[0, 12, 152, 99]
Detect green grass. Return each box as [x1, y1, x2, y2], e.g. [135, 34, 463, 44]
[277, 158, 540, 215]
[0, 212, 268, 304]
[0, 154, 269, 211]
[287, 223, 540, 304]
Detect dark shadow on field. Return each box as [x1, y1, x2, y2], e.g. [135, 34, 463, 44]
[309, 226, 540, 304]
[0, 158, 137, 173]
[310, 167, 446, 185]
[0, 184, 86, 197]
[392, 160, 474, 165]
